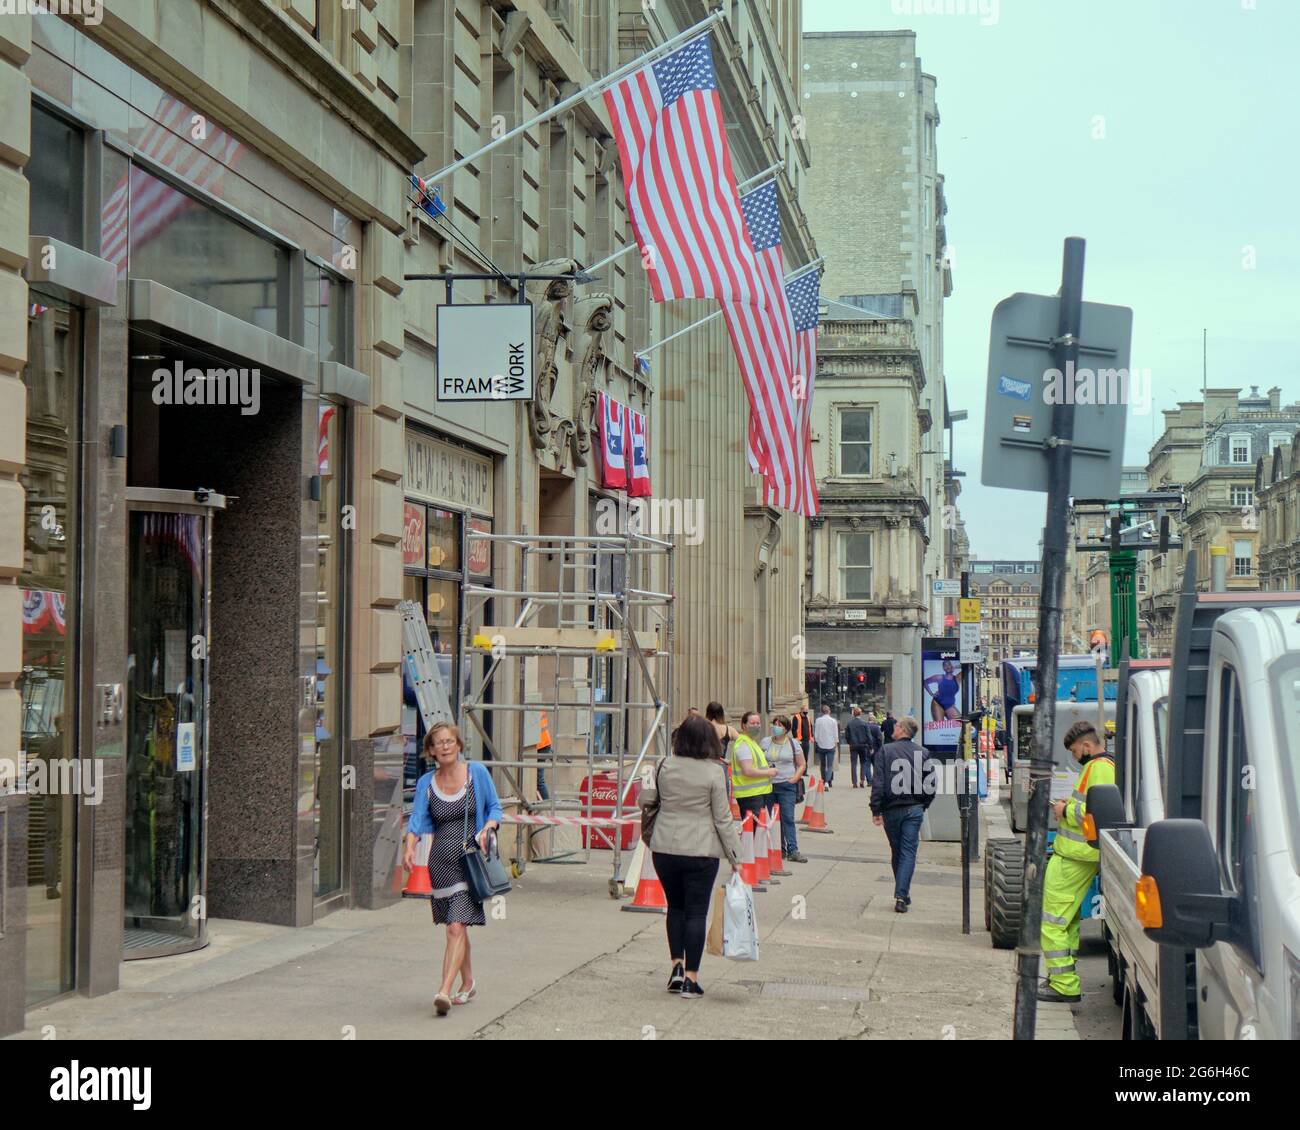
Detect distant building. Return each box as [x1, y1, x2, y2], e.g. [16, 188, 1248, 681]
[967, 561, 1043, 665]
[1256, 432, 1300, 590]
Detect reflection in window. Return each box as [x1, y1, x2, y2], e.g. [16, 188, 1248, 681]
[305, 259, 351, 365]
[127, 166, 285, 333]
[20, 297, 78, 1006]
[26, 107, 83, 247]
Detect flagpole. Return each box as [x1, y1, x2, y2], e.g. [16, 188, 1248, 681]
[635, 257, 825, 359]
[425, 9, 727, 186]
[583, 161, 786, 277]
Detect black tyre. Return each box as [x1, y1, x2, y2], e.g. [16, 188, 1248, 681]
[983, 848, 994, 932]
[988, 839, 1025, 949]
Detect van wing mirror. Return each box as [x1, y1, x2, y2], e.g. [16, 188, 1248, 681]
[1139, 819, 1234, 948]
[1083, 783, 1124, 845]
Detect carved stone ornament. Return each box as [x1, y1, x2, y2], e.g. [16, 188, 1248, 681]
[570, 292, 614, 468]
[525, 258, 580, 451]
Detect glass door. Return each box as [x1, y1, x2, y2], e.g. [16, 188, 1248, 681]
[123, 492, 221, 958]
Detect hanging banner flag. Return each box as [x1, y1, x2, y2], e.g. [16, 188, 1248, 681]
[597, 392, 627, 489]
[762, 268, 822, 517]
[721, 180, 799, 495]
[603, 35, 767, 308]
[628, 408, 651, 498]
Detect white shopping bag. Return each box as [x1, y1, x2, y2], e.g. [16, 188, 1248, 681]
[722, 872, 759, 962]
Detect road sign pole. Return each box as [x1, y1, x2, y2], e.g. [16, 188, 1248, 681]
[1013, 237, 1086, 1042]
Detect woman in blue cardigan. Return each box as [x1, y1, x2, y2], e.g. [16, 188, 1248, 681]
[404, 722, 503, 1016]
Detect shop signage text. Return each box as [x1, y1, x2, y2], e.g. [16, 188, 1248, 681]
[436, 304, 534, 402]
[405, 431, 494, 516]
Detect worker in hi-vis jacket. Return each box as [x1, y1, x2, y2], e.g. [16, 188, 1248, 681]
[1038, 720, 1115, 1004]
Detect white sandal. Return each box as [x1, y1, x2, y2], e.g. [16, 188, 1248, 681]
[451, 980, 477, 1005]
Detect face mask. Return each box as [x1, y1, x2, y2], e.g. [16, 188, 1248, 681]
[745, 724, 763, 738]
[772, 725, 787, 739]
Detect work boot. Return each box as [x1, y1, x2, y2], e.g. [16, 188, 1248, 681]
[1036, 981, 1081, 1004]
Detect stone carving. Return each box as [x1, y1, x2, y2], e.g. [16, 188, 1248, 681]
[525, 258, 580, 451]
[570, 292, 614, 468]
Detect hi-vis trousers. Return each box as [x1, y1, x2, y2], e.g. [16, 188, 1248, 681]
[1040, 853, 1097, 996]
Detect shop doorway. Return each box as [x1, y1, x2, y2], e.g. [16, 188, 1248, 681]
[123, 489, 225, 958]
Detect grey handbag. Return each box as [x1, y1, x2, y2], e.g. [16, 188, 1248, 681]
[639, 759, 665, 846]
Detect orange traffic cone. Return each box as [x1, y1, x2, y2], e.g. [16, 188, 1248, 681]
[402, 834, 434, 898]
[621, 846, 668, 914]
[739, 812, 766, 892]
[754, 808, 772, 885]
[730, 795, 741, 819]
[769, 805, 791, 876]
[805, 776, 833, 834]
[799, 778, 817, 824]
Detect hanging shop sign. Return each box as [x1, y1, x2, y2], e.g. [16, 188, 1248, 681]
[436, 304, 534, 401]
[405, 430, 494, 516]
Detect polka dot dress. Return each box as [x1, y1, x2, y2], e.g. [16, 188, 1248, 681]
[426, 773, 486, 926]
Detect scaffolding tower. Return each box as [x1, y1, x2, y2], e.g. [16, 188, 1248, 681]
[458, 529, 674, 896]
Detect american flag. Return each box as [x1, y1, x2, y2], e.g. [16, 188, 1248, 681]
[721, 179, 799, 496]
[100, 94, 243, 273]
[603, 36, 767, 307]
[762, 268, 822, 516]
[318, 404, 337, 476]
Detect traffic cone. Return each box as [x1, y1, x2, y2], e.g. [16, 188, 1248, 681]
[401, 834, 434, 898]
[754, 808, 772, 884]
[799, 777, 817, 824]
[730, 795, 741, 820]
[739, 813, 766, 892]
[769, 805, 791, 876]
[621, 845, 668, 914]
[805, 776, 833, 834]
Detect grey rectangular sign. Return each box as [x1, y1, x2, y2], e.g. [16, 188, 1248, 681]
[981, 292, 1134, 498]
[436, 303, 534, 402]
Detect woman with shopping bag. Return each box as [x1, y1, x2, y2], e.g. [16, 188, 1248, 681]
[640, 715, 742, 998]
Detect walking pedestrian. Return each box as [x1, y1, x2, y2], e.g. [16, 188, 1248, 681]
[865, 711, 883, 787]
[403, 722, 503, 1016]
[845, 705, 872, 789]
[761, 713, 808, 862]
[881, 709, 897, 743]
[728, 709, 777, 821]
[870, 717, 936, 913]
[812, 704, 840, 788]
[642, 716, 742, 998]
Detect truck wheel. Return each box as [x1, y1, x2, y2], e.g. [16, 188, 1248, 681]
[988, 839, 1025, 949]
[983, 846, 994, 931]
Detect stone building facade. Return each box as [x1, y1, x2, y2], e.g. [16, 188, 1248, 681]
[1256, 434, 1300, 591]
[967, 560, 1041, 666]
[800, 29, 951, 633]
[0, 0, 816, 1037]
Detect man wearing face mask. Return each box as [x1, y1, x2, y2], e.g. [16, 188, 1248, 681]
[761, 713, 808, 862]
[729, 709, 778, 824]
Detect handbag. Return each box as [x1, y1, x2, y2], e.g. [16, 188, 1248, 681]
[794, 778, 806, 805]
[639, 759, 665, 846]
[461, 772, 512, 903]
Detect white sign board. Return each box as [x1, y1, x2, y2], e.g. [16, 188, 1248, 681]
[436, 304, 534, 401]
[176, 722, 197, 772]
[932, 578, 961, 597]
[959, 622, 982, 664]
[844, 608, 867, 621]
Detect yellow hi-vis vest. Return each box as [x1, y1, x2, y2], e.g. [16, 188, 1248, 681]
[1052, 755, 1116, 863]
[730, 733, 773, 799]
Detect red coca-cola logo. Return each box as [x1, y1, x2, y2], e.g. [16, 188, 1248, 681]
[403, 504, 425, 566]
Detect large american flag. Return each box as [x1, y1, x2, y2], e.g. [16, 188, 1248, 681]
[722, 179, 799, 496]
[603, 35, 766, 306]
[762, 268, 822, 516]
[100, 94, 243, 273]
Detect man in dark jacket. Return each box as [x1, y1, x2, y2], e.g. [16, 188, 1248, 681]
[870, 717, 936, 913]
[881, 710, 897, 742]
[845, 706, 872, 790]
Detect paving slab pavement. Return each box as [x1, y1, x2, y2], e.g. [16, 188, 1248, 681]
[9, 771, 1116, 1040]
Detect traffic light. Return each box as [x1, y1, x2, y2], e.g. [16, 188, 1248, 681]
[825, 655, 838, 683]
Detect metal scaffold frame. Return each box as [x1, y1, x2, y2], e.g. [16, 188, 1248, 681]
[458, 529, 675, 896]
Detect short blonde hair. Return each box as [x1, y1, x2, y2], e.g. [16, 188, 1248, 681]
[423, 721, 464, 757]
[895, 717, 919, 739]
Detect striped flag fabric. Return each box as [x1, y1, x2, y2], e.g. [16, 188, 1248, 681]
[720, 179, 800, 496]
[597, 392, 627, 489]
[627, 407, 651, 498]
[762, 268, 822, 516]
[603, 35, 767, 307]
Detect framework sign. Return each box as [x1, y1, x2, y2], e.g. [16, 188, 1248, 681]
[436, 304, 534, 401]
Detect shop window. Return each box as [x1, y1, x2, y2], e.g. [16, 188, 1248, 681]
[19, 295, 80, 1006]
[127, 165, 288, 334]
[26, 106, 84, 247]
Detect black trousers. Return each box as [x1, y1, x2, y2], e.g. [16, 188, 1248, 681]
[652, 853, 721, 973]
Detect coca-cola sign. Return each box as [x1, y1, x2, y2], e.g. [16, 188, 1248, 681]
[403, 503, 425, 567]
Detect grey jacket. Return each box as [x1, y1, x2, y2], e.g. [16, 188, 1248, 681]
[641, 756, 741, 865]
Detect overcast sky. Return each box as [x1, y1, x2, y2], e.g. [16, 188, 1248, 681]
[802, 0, 1300, 559]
